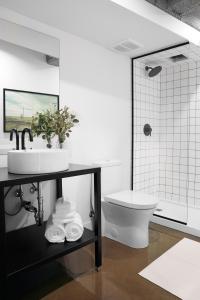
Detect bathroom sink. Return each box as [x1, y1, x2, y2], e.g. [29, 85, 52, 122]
[8, 149, 69, 174]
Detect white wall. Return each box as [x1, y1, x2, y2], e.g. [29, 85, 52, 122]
[59, 34, 131, 226]
[0, 19, 131, 230]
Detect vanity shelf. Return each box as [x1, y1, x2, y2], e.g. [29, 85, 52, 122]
[0, 164, 101, 298]
[6, 222, 96, 278]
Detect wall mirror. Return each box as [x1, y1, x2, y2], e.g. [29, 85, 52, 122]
[0, 20, 60, 231]
[0, 19, 60, 138]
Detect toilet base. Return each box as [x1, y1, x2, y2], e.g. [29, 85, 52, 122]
[104, 222, 149, 249]
[102, 201, 155, 249]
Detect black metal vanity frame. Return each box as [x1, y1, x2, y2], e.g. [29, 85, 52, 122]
[0, 164, 101, 298]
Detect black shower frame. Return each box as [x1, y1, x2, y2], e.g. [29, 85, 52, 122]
[131, 41, 190, 225]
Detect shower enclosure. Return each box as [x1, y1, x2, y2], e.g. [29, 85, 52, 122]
[132, 42, 200, 235]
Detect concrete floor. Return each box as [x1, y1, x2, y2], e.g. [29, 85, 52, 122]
[13, 223, 200, 300]
[8, 223, 200, 300]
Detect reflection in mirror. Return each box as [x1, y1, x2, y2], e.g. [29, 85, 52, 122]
[0, 25, 60, 233]
[0, 37, 59, 141]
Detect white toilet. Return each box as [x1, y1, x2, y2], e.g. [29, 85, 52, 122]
[95, 160, 158, 248]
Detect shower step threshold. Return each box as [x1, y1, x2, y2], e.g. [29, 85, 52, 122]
[153, 213, 187, 225]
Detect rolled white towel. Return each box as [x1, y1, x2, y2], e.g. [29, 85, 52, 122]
[65, 214, 84, 242]
[45, 217, 66, 243]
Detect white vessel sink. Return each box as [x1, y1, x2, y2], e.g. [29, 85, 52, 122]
[8, 149, 69, 174]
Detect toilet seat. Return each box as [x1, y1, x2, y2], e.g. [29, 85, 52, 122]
[104, 190, 158, 210]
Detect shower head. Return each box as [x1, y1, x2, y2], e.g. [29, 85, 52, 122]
[145, 65, 162, 77]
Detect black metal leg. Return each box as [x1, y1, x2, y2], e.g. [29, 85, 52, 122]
[0, 186, 7, 298]
[56, 178, 63, 199]
[94, 170, 102, 269]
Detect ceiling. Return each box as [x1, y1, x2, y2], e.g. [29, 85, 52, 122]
[135, 43, 200, 68]
[146, 0, 200, 31]
[0, 0, 187, 57]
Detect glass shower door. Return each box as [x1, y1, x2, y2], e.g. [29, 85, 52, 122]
[153, 65, 189, 225]
[133, 56, 189, 225]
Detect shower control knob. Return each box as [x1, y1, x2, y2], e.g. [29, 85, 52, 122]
[143, 124, 152, 136]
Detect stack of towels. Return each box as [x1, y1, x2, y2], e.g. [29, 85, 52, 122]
[45, 197, 84, 243]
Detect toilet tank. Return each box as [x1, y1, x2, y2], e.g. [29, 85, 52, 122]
[93, 160, 122, 196]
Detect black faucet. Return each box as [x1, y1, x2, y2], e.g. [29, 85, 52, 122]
[21, 128, 33, 150]
[10, 129, 20, 150]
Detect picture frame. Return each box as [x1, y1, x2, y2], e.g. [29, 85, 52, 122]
[3, 88, 59, 132]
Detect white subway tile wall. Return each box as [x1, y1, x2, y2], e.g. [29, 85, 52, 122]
[133, 60, 160, 194]
[160, 61, 200, 208]
[159, 64, 189, 206]
[133, 58, 200, 209]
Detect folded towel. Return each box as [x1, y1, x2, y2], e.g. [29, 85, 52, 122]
[46, 197, 83, 243]
[54, 209, 76, 217]
[45, 217, 66, 243]
[56, 197, 75, 208]
[55, 197, 76, 214]
[52, 211, 78, 225]
[65, 214, 84, 242]
[54, 211, 75, 219]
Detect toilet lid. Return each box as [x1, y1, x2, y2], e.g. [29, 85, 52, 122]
[104, 190, 158, 209]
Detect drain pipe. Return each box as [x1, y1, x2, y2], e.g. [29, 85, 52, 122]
[24, 183, 44, 226]
[35, 182, 44, 226]
[6, 184, 44, 226]
[20, 183, 44, 226]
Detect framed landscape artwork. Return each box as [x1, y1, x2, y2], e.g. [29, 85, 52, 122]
[3, 88, 59, 132]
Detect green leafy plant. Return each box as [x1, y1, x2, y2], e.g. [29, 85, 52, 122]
[53, 106, 79, 147]
[31, 106, 79, 148]
[31, 110, 54, 148]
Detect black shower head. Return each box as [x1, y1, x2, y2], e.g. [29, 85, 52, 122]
[145, 65, 162, 77]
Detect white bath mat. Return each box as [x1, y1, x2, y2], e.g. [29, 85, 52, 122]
[139, 238, 200, 300]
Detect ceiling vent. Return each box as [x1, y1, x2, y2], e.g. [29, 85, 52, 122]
[169, 54, 188, 62]
[46, 55, 59, 67]
[113, 39, 141, 53]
